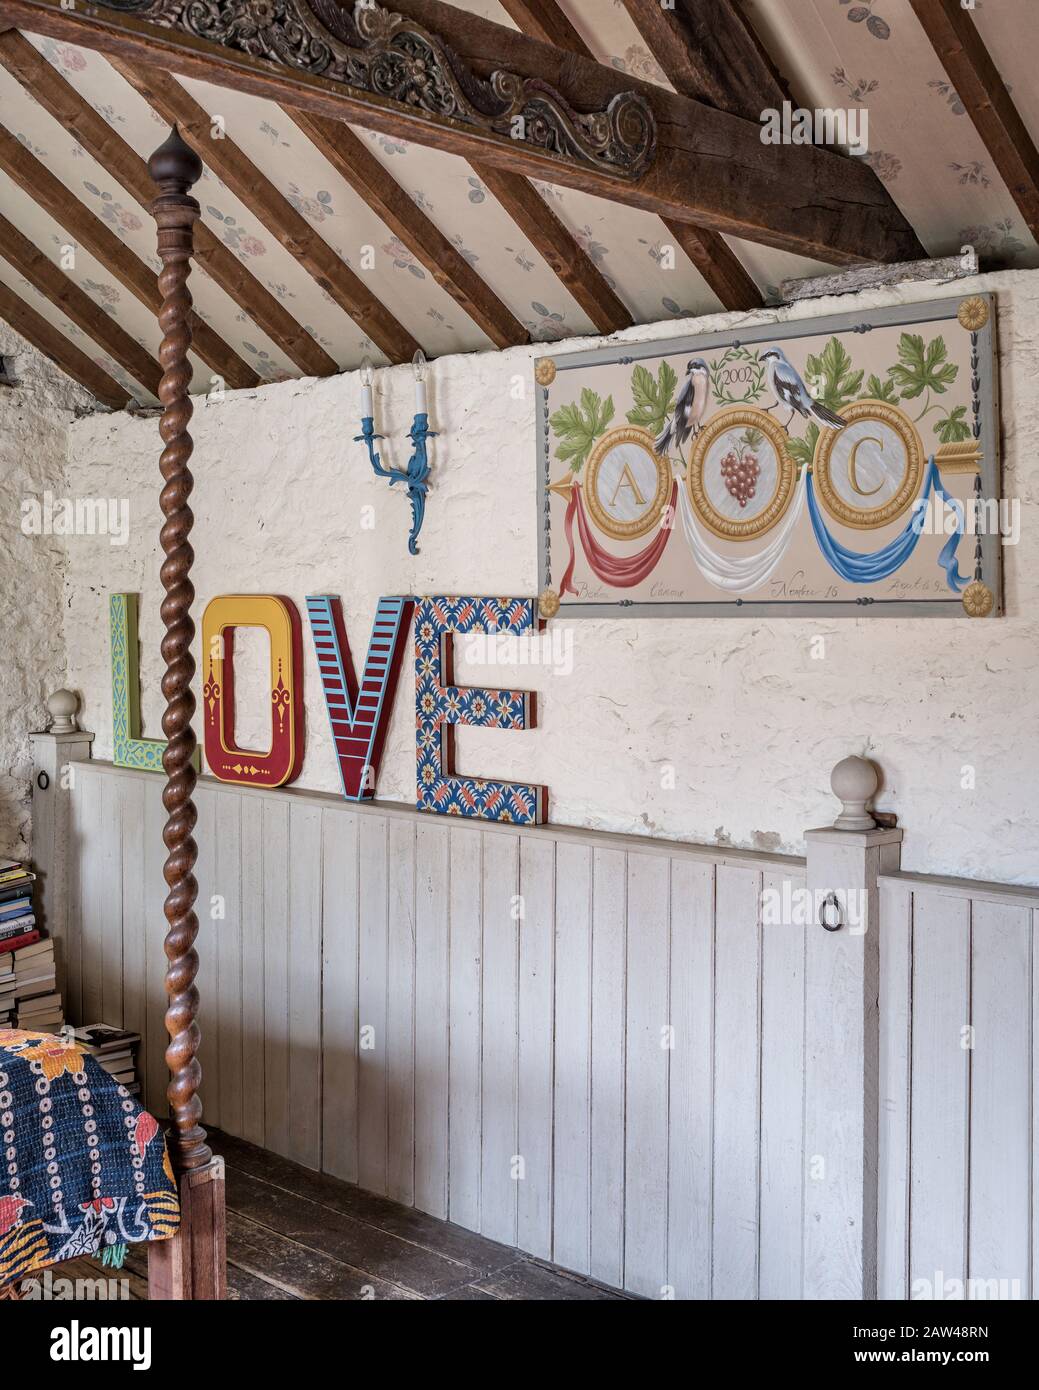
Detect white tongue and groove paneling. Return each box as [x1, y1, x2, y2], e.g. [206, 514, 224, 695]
[878, 874, 1039, 1301]
[53, 760, 1039, 1299]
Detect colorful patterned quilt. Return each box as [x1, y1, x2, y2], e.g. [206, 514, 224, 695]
[0, 1029, 180, 1287]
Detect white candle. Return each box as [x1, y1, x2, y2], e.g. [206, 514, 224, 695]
[360, 356, 374, 420]
[413, 348, 427, 417]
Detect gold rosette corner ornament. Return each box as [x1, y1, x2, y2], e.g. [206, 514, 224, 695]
[538, 588, 561, 619]
[534, 358, 557, 387]
[957, 296, 989, 332]
[961, 581, 994, 618]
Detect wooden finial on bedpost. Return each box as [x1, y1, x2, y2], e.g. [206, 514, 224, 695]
[149, 124, 211, 1176]
[147, 125, 226, 1302]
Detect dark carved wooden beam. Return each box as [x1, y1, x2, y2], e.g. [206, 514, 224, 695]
[0, 121, 258, 389]
[0, 30, 337, 379]
[909, 0, 1039, 245]
[0, 0, 924, 265]
[111, 59, 421, 363]
[287, 109, 528, 349]
[471, 161, 632, 335]
[144, 125, 226, 1301]
[0, 278, 130, 408]
[620, 0, 789, 118]
[0, 209, 161, 396]
[504, 0, 764, 311]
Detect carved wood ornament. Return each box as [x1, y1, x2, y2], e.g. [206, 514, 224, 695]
[92, 0, 656, 178]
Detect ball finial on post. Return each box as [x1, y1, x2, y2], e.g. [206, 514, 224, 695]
[46, 689, 79, 734]
[830, 755, 879, 830]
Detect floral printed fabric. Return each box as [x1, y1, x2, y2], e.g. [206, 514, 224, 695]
[0, 1030, 179, 1287]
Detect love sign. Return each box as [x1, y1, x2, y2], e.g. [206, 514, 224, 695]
[110, 591, 547, 824]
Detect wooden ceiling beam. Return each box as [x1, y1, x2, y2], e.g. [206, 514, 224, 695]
[0, 0, 924, 266]
[0, 209, 160, 396]
[0, 121, 258, 388]
[470, 162, 631, 335]
[507, 0, 764, 312]
[496, 0, 591, 53]
[458, 4, 634, 334]
[287, 109, 527, 350]
[620, 0, 788, 118]
[0, 277, 129, 407]
[0, 30, 337, 379]
[111, 60, 420, 364]
[909, 0, 1039, 244]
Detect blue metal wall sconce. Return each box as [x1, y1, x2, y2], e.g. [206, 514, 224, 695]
[356, 349, 435, 555]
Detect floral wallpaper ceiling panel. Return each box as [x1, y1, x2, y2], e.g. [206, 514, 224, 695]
[0, 0, 1033, 407]
[12, 39, 298, 387]
[176, 74, 494, 360]
[340, 122, 597, 344]
[0, 253, 157, 404]
[738, 0, 1038, 269]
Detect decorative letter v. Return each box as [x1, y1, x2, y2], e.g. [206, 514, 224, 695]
[306, 595, 414, 801]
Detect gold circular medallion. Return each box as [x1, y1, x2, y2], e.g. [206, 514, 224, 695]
[534, 357, 557, 386]
[538, 587, 560, 619]
[583, 426, 672, 540]
[687, 407, 795, 542]
[961, 580, 993, 618]
[957, 296, 989, 332]
[813, 399, 924, 530]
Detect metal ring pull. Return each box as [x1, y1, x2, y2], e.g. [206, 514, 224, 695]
[819, 891, 843, 932]
[36, 771, 50, 791]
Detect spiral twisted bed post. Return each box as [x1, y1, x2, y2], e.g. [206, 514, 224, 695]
[149, 126, 210, 1173]
[146, 127, 226, 1301]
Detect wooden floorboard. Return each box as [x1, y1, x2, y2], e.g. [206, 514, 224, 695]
[59, 1127, 627, 1301]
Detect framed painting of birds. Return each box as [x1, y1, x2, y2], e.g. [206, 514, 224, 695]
[536, 293, 1001, 619]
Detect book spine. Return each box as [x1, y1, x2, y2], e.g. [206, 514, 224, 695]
[0, 918, 37, 938]
[0, 931, 41, 956]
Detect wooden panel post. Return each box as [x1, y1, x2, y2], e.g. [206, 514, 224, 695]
[144, 125, 225, 1301]
[29, 691, 94, 992]
[803, 756, 902, 1299]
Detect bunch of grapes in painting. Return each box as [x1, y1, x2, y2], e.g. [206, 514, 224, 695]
[720, 429, 763, 508]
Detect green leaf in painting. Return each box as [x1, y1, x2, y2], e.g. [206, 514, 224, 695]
[803, 336, 864, 413]
[863, 373, 899, 404]
[886, 332, 958, 399]
[625, 361, 678, 438]
[549, 388, 615, 472]
[785, 421, 819, 474]
[934, 405, 972, 443]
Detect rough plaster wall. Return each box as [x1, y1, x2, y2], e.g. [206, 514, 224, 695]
[62, 269, 1039, 885]
[0, 324, 93, 860]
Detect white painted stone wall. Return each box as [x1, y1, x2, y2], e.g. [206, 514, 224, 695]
[60, 269, 1039, 885]
[0, 324, 94, 860]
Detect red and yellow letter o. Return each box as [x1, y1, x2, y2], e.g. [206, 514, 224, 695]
[201, 594, 305, 787]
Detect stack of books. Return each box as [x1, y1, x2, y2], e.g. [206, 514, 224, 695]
[14, 939, 62, 1033]
[0, 956, 14, 1027]
[0, 858, 38, 955]
[74, 1024, 142, 1094]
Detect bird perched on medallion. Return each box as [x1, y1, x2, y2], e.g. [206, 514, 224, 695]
[655, 358, 711, 459]
[759, 346, 847, 431]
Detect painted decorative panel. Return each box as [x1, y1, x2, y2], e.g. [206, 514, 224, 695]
[537, 294, 1002, 618]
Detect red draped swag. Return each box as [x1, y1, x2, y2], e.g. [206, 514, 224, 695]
[560, 481, 677, 595]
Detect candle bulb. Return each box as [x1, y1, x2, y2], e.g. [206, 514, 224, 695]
[360, 355, 374, 420]
[413, 348, 427, 416]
